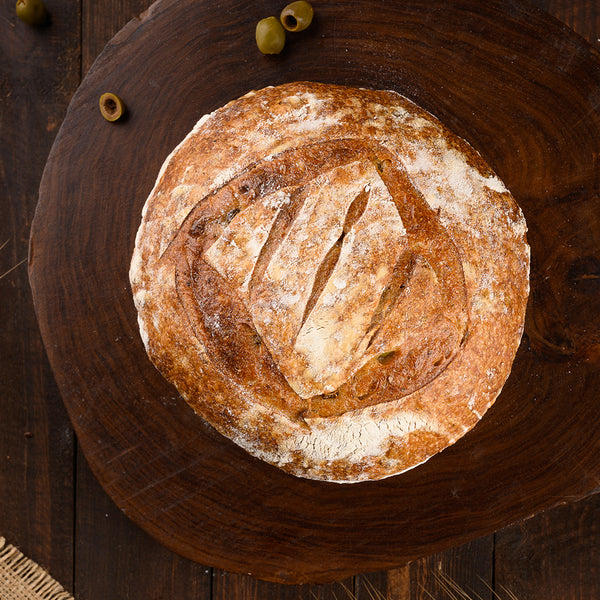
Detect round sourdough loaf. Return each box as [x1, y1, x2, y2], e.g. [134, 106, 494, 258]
[130, 82, 529, 483]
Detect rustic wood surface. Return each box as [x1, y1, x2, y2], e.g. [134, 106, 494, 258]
[3, 0, 600, 597]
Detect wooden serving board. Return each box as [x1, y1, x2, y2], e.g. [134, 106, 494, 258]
[29, 0, 600, 584]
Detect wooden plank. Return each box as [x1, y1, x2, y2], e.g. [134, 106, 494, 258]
[0, 0, 80, 589]
[74, 1, 212, 599]
[82, 0, 151, 76]
[495, 495, 600, 600]
[75, 454, 212, 599]
[356, 537, 494, 600]
[212, 573, 354, 600]
[528, 0, 600, 47]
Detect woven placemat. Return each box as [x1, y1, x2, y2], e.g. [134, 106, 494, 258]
[0, 537, 74, 600]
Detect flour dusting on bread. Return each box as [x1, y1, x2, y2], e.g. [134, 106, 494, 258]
[130, 82, 529, 482]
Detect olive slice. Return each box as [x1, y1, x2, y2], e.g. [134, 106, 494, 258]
[99, 93, 126, 122]
[280, 1, 313, 32]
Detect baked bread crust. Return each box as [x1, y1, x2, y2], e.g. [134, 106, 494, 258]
[130, 82, 529, 483]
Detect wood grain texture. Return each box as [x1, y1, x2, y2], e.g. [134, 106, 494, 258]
[357, 536, 494, 600]
[82, 0, 149, 75]
[75, 454, 212, 599]
[212, 573, 354, 600]
[28, 0, 600, 584]
[529, 0, 600, 48]
[0, 0, 80, 589]
[495, 494, 600, 600]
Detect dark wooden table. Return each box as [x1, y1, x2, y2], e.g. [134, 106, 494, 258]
[2, 0, 600, 598]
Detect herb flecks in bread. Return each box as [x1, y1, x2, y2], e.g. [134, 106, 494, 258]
[130, 82, 529, 483]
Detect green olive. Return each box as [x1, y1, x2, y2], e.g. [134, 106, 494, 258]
[256, 16, 286, 54]
[280, 1, 313, 32]
[376, 351, 396, 365]
[99, 93, 126, 122]
[15, 0, 47, 26]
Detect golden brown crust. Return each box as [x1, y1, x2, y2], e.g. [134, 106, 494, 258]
[130, 82, 529, 482]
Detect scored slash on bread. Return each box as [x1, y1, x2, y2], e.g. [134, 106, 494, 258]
[130, 82, 529, 482]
